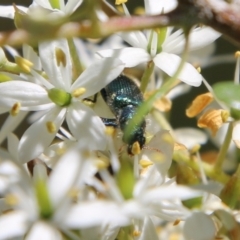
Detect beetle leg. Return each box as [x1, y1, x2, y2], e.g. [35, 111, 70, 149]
[101, 118, 118, 128]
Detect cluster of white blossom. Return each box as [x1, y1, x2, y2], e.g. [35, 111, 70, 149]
[0, 0, 239, 239]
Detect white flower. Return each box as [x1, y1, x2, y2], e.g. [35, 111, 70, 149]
[0, 39, 124, 163]
[31, 0, 83, 16]
[97, 0, 220, 87]
[0, 147, 96, 239]
[63, 130, 202, 235]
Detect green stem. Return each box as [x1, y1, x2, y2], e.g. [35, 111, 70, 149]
[67, 38, 85, 81]
[214, 122, 233, 171]
[124, 29, 190, 140]
[140, 61, 155, 93]
[173, 151, 230, 184]
[151, 109, 174, 133]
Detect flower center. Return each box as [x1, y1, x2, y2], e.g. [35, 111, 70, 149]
[48, 88, 72, 106]
[49, 0, 60, 10]
[147, 28, 167, 56]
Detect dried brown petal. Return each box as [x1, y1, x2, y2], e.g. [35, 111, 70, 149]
[186, 92, 213, 118]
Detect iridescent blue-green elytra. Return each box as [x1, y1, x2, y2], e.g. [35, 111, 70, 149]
[101, 75, 146, 154]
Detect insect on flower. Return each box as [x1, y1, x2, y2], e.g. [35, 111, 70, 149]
[100, 74, 146, 155]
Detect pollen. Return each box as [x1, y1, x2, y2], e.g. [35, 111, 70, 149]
[46, 121, 56, 133]
[235, 51, 240, 58]
[139, 159, 153, 168]
[94, 153, 110, 170]
[15, 56, 33, 73]
[186, 92, 213, 118]
[115, 0, 127, 5]
[196, 66, 201, 73]
[5, 194, 18, 206]
[132, 230, 141, 237]
[131, 141, 141, 155]
[197, 109, 228, 136]
[72, 87, 86, 98]
[10, 102, 21, 116]
[173, 219, 181, 226]
[105, 126, 115, 136]
[55, 47, 66, 67]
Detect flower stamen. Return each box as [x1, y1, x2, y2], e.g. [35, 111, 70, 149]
[46, 121, 56, 133]
[10, 102, 21, 116]
[55, 48, 66, 67]
[72, 87, 86, 98]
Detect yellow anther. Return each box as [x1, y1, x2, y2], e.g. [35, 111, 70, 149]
[15, 56, 33, 73]
[72, 87, 86, 98]
[10, 102, 21, 116]
[196, 66, 201, 73]
[186, 92, 213, 118]
[55, 47, 66, 67]
[56, 146, 66, 156]
[133, 7, 145, 15]
[94, 158, 109, 170]
[235, 51, 240, 58]
[68, 188, 79, 199]
[190, 144, 201, 154]
[198, 109, 227, 136]
[173, 219, 181, 226]
[131, 141, 141, 155]
[46, 121, 56, 133]
[115, 0, 127, 5]
[132, 230, 141, 237]
[139, 159, 153, 168]
[5, 194, 18, 206]
[221, 110, 230, 122]
[105, 126, 115, 136]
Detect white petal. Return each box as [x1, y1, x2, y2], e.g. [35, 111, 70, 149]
[154, 52, 202, 86]
[26, 221, 61, 240]
[141, 185, 203, 203]
[174, 128, 207, 149]
[119, 32, 148, 49]
[183, 212, 216, 240]
[7, 133, 20, 160]
[139, 217, 159, 240]
[145, 0, 177, 15]
[0, 111, 27, 145]
[64, 0, 83, 15]
[97, 48, 150, 68]
[0, 5, 28, 19]
[189, 27, 221, 52]
[39, 39, 72, 91]
[0, 211, 27, 239]
[233, 121, 240, 148]
[0, 81, 50, 108]
[18, 107, 66, 163]
[141, 130, 173, 177]
[48, 148, 83, 207]
[64, 201, 130, 228]
[167, 83, 191, 99]
[66, 103, 107, 150]
[33, 0, 52, 9]
[71, 57, 124, 98]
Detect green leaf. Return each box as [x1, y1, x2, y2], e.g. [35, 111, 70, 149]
[213, 81, 240, 119]
[213, 81, 240, 107]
